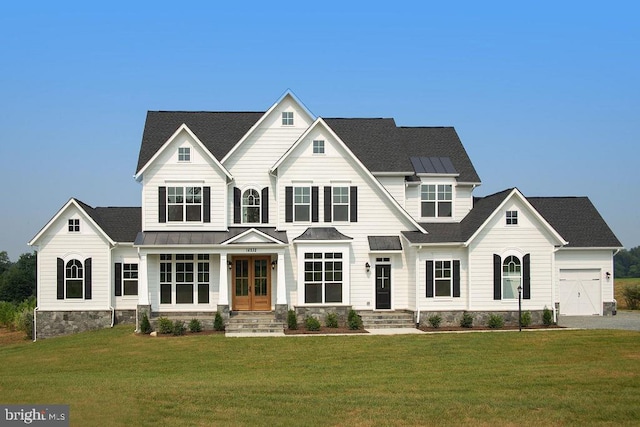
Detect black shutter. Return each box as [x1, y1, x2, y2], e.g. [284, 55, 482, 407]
[285, 186, 293, 222]
[350, 186, 358, 222]
[158, 187, 166, 223]
[426, 260, 434, 298]
[311, 186, 319, 222]
[261, 187, 269, 223]
[233, 187, 241, 224]
[453, 260, 461, 297]
[84, 258, 92, 300]
[115, 263, 122, 297]
[324, 186, 332, 222]
[523, 254, 531, 299]
[57, 258, 64, 300]
[493, 254, 502, 300]
[203, 187, 211, 223]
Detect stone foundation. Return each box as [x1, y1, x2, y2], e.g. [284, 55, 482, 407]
[36, 310, 112, 339]
[603, 301, 616, 316]
[274, 304, 288, 322]
[114, 310, 136, 325]
[418, 310, 547, 328]
[217, 305, 230, 322]
[294, 306, 352, 325]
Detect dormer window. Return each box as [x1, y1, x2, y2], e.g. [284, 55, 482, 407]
[178, 147, 191, 162]
[421, 184, 452, 218]
[506, 210, 518, 225]
[68, 219, 80, 232]
[313, 140, 325, 154]
[282, 111, 294, 126]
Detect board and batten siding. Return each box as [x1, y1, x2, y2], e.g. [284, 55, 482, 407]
[467, 198, 557, 311]
[555, 249, 615, 302]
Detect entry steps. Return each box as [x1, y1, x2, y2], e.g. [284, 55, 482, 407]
[226, 311, 285, 336]
[357, 311, 416, 329]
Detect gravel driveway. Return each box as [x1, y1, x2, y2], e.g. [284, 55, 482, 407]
[558, 311, 640, 331]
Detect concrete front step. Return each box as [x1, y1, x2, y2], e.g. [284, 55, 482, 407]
[358, 311, 416, 329]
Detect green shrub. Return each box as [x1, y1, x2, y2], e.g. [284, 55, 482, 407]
[172, 320, 186, 336]
[157, 317, 173, 334]
[622, 284, 640, 310]
[542, 306, 554, 326]
[325, 312, 339, 328]
[460, 312, 473, 328]
[428, 314, 442, 328]
[287, 309, 298, 330]
[189, 318, 202, 333]
[214, 312, 225, 331]
[15, 307, 33, 340]
[0, 301, 16, 328]
[305, 316, 321, 331]
[487, 313, 504, 329]
[140, 313, 152, 334]
[520, 311, 532, 328]
[347, 309, 363, 330]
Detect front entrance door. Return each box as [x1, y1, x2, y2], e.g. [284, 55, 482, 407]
[375, 264, 391, 309]
[232, 256, 271, 311]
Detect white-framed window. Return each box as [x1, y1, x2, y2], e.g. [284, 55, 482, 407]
[332, 186, 349, 222]
[282, 111, 294, 126]
[178, 147, 191, 162]
[160, 254, 210, 305]
[506, 210, 518, 225]
[68, 219, 80, 232]
[242, 189, 261, 223]
[421, 184, 452, 217]
[294, 187, 311, 222]
[123, 263, 138, 296]
[434, 261, 452, 297]
[502, 256, 521, 299]
[167, 186, 202, 222]
[304, 252, 343, 304]
[313, 140, 325, 154]
[65, 259, 83, 299]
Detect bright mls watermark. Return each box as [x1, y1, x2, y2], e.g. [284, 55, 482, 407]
[1, 405, 68, 426]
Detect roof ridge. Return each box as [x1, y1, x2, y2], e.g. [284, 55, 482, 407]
[148, 110, 265, 114]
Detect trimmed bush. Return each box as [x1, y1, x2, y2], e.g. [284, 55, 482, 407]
[622, 284, 640, 310]
[189, 318, 202, 333]
[157, 317, 173, 334]
[214, 312, 225, 331]
[140, 313, 152, 334]
[460, 312, 473, 328]
[305, 316, 321, 331]
[542, 306, 554, 326]
[520, 311, 532, 328]
[487, 313, 504, 329]
[287, 309, 298, 330]
[427, 314, 442, 328]
[172, 320, 186, 336]
[347, 309, 363, 330]
[325, 312, 339, 328]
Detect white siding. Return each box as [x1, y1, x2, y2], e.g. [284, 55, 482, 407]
[417, 247, 468, 311]
[455, 185, 474, 219]
[405, 178, 473, 222]
[376, 176, 406, 207]
[555, 249, 615, 305]
[112, 246, 139, 310]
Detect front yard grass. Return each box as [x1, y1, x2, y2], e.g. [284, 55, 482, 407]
[616, 278, 640, 309]
[1, 326, 639, 426]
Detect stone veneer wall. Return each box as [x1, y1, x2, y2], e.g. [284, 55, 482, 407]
[36, 310, 137, 339]
[603, 301, 617, 316]
[418, 310, 547, 328]
[295, 306, 352, 325]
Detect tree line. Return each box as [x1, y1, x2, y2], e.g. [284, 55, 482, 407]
[614, 246, 640, 278]
[0, 251, 36, 302]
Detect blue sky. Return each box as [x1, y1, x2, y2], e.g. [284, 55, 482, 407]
[1, 1, 638, 260]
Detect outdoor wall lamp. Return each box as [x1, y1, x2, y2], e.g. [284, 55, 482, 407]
[271, 260, 277, 270]
[228, 261, 232, 270]
[365, 262, 370, 273]
[606, 272, 611, 280]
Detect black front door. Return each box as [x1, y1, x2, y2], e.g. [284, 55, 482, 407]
[375, 264, 391, 309]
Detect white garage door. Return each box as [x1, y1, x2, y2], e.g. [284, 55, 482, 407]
[559, 269, 601, 315]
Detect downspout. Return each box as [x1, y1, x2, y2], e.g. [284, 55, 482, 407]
[109, 244, 116, 328]
[415, 245, 422, 327]
[552, 246, 561, 323]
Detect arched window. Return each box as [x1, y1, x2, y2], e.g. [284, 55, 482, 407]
[66, 259, 84, 299]
[502, 256, 521, 299]
[242, 189, 261, 223]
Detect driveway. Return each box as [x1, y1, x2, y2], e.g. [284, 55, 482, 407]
[558, 311, 640, 331]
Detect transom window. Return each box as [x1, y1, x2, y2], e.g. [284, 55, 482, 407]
[421, 184, 452, 217]
[160, 254, 210, 305]
[242, 189, 261, 223]
[313, 140, 325, 154]
[282, 111, 294, 126]
[178, 147, 191, 162]
[502, 256, 521, 299]
[304, 252, 343, 304]
[506, 210, 518, 225]
[294, 187, 311, 222]
[167, 186, 202, 222]
[68, 219, 80, 232]
[123, 263, 138, 296]
[65, 259, 83, 299]
[435, 261, 452, 297]
[332, 187, 349, 222]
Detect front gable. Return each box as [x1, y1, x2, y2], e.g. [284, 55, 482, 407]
[223, 228, 287, 245]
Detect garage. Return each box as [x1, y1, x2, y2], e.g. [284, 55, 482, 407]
[559, 269, 601, 315]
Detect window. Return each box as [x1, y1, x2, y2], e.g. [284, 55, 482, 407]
[198, 254, 210, 304]
[421, 184, 452, 217]
[160, 254, 172, 304]
[242, 189, 261, 223]
[332, 187, 349, 222]
[304, 252, 343, 304]
[502, 256, 521, 299]
[123, 263, 138, 296]
[506, 210, 518, 225]
[434, 261, 452, 297]
[68, 219, 80, 232]
[167, 186, 202, 222]
[282, 111, 294, 125]
[178, 147, 190, 162]
[176, 254, 194, 304]
[65, 259, 83, 299]
[160, 254, 209, 305]
[313, 140, 325, 154]
[294, 187, 311, 221]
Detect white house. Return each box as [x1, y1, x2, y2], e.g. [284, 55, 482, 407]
[29, 91, 622, 338]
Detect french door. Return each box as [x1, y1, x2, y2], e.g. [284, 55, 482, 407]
[232, 256, 271, 311]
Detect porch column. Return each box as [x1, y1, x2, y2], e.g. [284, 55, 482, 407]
[219, 253, 229, 306]
[276, 251, 286, 305]
[138, 254, 149, 305]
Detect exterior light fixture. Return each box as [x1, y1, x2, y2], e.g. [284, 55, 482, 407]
[271, 260, 277, 270]
[365, 262, 370, 273]
[606, 272, 611, 280]
[228, 261, 232, 270]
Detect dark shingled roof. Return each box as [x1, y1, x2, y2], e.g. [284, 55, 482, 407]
[294, 227, 353, 241]
[134, 228, 288, 246]
[368, 236, 403, 251]
[74, 199, 141, 243]
[136, 111, 263, 173]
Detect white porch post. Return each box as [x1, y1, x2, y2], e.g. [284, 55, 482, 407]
[138, 254, 149, 305]
[276, 251, 286, 305]
[219, 253, 229, 306]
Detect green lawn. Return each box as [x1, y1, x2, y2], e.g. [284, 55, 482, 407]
[616, 278, 640, 309]
[1, 327, 639, 426]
